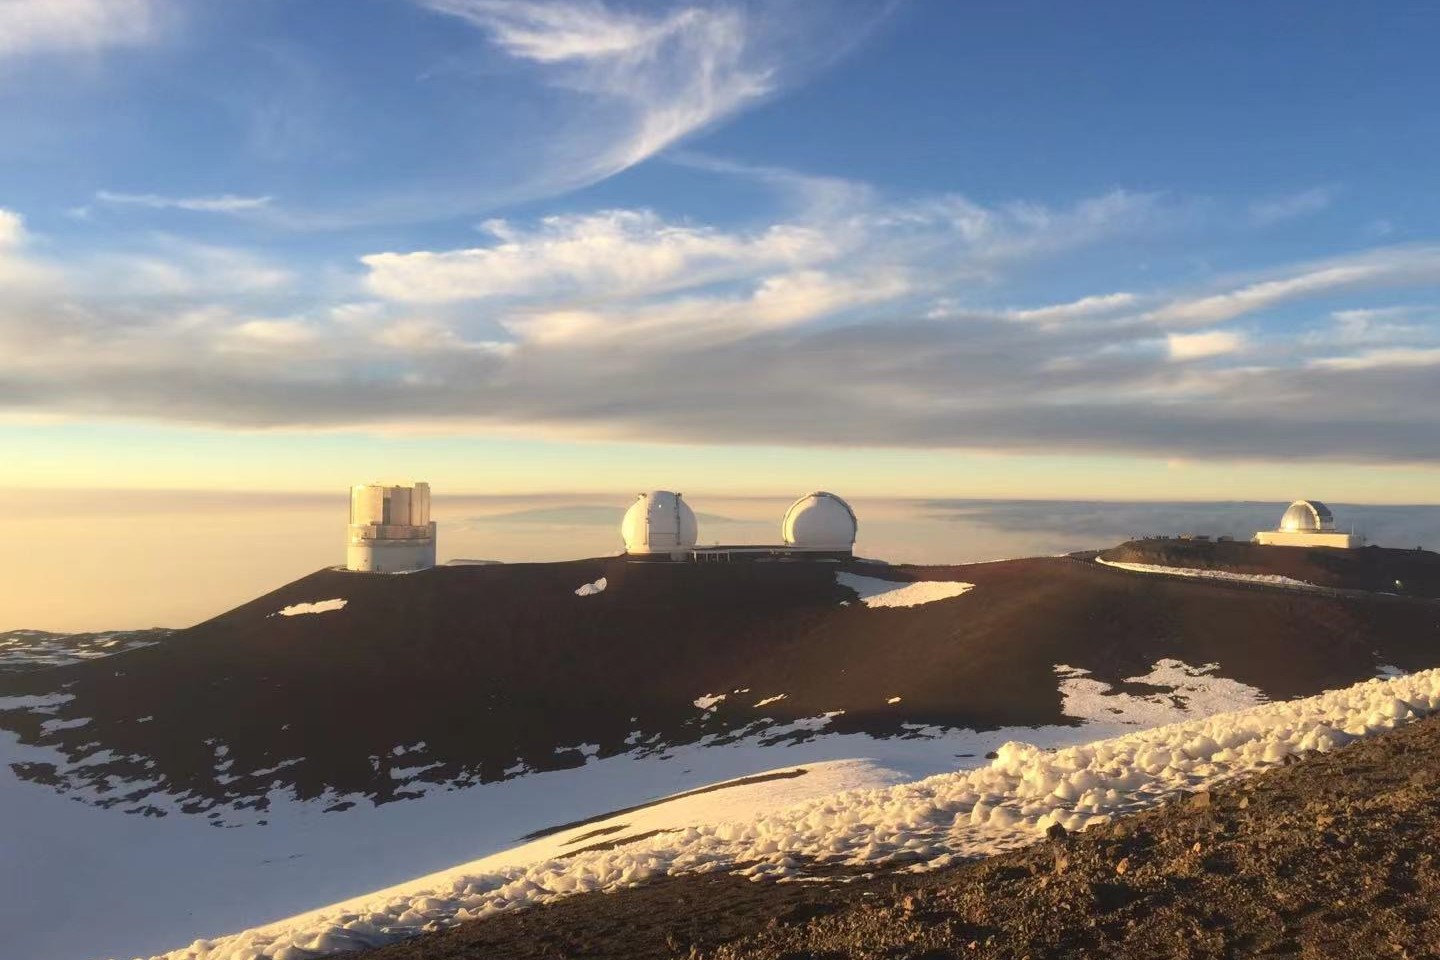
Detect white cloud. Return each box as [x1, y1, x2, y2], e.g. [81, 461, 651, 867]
[1005, 292, 1138, 324]
[0, 207, 61, 292]
[1314, 305, 1438, 348]
[1248, 186, 1336, 226]
[1148, 247, 1440, 326]
[0, 208, 25, 248]
[1167, 329, 1247, 362]
[96, 191, 274, 214]
[364, 187, 1177, 308]
[425, 0, 675, 63]
[502, 267, 910, 348]
[0, 0, 160, 60]
[363, 210, 845, 303]
[86, 242, 292, 299]
[372, 317, 511, 355]
[1309, 347, 1440, 371]
[218, 319, 319, 353]
[418, 0, 778, 191]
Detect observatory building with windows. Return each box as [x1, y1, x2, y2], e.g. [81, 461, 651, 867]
[346, 482, 438, 573]
[620, 491, 699, 560]
[620, 490, 858, 561]
[1254, 500, 1358, 549]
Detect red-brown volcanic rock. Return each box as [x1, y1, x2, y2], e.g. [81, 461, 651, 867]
[2, 555, 1437, 815]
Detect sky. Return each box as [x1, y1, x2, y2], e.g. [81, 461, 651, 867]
[3, 0, 1440, 502]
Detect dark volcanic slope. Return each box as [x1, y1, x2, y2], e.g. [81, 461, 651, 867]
[361, 710, 1440, 960]
[2, 556, 1438, 815]
[1101, 540, 1440, 598]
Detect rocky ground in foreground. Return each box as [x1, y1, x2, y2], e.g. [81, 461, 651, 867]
[365, 712, 1440, 960]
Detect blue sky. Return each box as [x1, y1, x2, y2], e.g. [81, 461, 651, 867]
[2, 0, 1439, 499]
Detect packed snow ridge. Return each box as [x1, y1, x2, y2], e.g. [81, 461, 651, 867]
[836, 571, 975, 608]
[152, 667, 1440, 960]
[275, 599, 348, 617]
[1096, 558, 1321, 590]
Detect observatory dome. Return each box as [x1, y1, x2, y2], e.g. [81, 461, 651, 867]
[621, 491, 698, 556]
[781, 491, 858, 550]
[1279, 500, 1335, 532]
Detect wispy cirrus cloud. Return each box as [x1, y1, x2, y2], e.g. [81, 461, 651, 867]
[96, 191, 273, 214]
[1247, 186, 1337, 226]
[1004, 292, 1139, 325]
[1307, 346, 1440, 371]
[0, 0, 162, 60]
[1147, 246, 1440, 326]
[417, 0, 782, 195]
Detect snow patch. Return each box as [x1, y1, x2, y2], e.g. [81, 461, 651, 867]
[887, 696, 903, 705]
[275, 599, 348, 617]
[753, 694, 787, 708]
[574, 577, 607, 597]
[1096, 558, 1320, 590]
[693, 693, 727, 712]
[0, 692, 75, 712]
[1056, 660, 1266, 727]
[40, 715, 93, 735]
[836, 572, 975, 608]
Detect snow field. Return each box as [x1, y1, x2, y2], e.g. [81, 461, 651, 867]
[153, 667, 1440, 960]
[835, 572, 975, 608]
[274, 600, 348, 617]
[1096, 558, 1320, 590]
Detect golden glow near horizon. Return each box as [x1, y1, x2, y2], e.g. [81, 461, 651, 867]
[5, 422, 1440, 504]
[6, 421, 1440, 632]
[4, 485, 1440, 633]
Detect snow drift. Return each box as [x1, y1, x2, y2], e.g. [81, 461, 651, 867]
[151, 667, 1440, 960]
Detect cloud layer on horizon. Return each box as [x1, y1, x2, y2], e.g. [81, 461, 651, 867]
[3, 178, 1440, 467]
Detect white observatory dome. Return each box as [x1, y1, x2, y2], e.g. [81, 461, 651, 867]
[781, 491, 858, 550]
[1279, 499, 1335, 532]
[621, 491, 699, 556]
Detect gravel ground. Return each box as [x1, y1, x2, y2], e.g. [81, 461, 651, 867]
[364, 712, 1440, 960]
